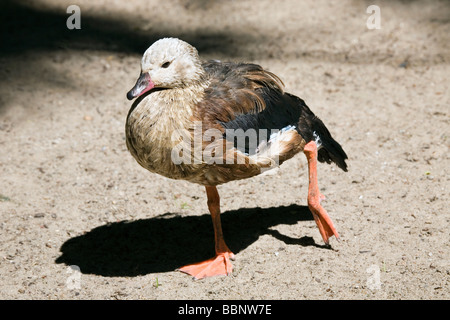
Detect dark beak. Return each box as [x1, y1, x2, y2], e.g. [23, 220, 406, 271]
[127, 72, 155, 100]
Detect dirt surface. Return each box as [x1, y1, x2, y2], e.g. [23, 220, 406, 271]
[0, 0, 449, 300]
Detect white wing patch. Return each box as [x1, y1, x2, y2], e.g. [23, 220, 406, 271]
[313, 131, 323, 149]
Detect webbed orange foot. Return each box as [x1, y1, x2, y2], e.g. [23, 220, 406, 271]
[178, 252, 235, 280]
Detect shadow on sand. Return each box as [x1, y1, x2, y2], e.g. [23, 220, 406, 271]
[55, 204, 331, 277]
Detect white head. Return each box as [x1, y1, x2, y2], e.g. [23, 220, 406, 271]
[127, 38, 203, 100]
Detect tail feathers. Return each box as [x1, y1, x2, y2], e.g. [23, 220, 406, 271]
[284, 93, 348, 172]
[318, 137, 348, 172]
[313, 116, 348, 172]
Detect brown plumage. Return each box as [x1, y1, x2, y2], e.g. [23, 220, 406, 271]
[126, 38, 348, 279]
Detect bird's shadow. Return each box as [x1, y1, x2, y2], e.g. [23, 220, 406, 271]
[55, 204, 331, 277]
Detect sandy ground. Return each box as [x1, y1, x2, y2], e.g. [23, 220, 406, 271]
[0, 0, 449, 300]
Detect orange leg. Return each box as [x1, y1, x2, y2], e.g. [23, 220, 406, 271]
[304, 141, 339, 244]
[178, 186, 235, 279]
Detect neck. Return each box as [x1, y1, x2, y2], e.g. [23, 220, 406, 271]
[125, 79, 209, 178]
[127, 81, 209, 139]
[161, 82, 207, 129]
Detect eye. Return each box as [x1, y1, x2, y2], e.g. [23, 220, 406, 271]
[161, 61, 171, 68]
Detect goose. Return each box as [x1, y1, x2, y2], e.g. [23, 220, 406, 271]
[125, 38, 348, 279]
